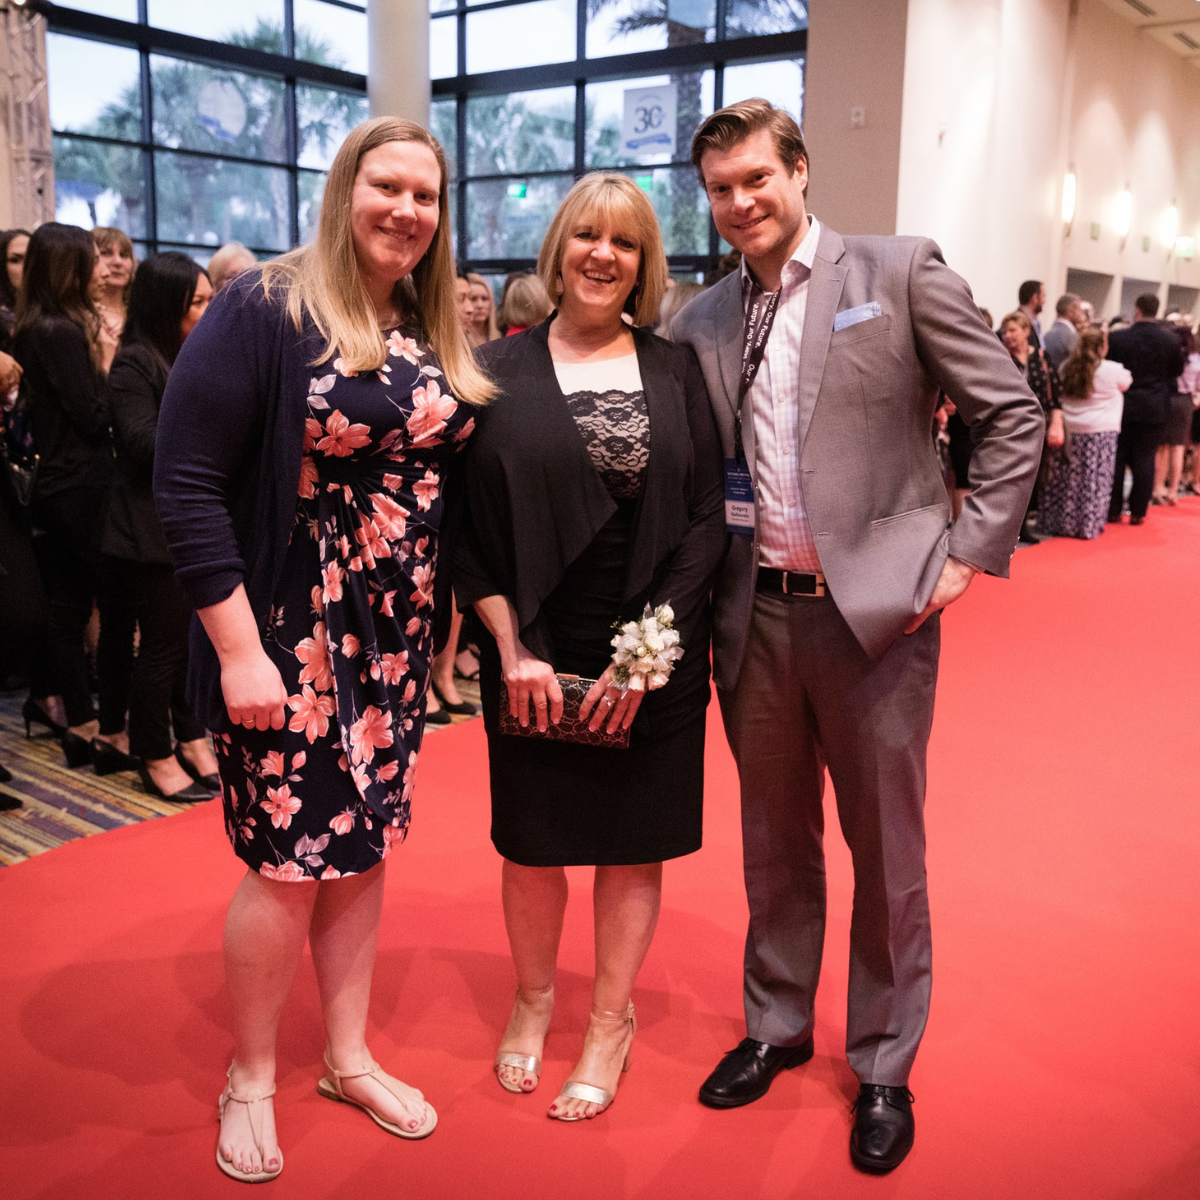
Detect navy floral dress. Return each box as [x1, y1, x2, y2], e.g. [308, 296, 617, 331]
[214, 329, 474, 881]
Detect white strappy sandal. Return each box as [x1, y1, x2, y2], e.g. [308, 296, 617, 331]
[317, 1053, 437, 1139]
[549, 1003, 636, 1122]
[216, 1065, 283, 1184]
[494, 985, 554, 1094]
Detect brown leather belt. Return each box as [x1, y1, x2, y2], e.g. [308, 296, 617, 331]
[756, 568, 827, 597]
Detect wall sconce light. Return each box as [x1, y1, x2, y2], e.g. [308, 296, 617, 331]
[1112, 189, 1133, 242]
[1161, 205, 1180, 250]
[1176, 236, 1196, 261]
[1062, 171, 1077, 229]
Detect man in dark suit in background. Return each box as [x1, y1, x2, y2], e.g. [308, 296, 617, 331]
[1018, 279, 1046, 348]
[1106, 294, 1183, 525]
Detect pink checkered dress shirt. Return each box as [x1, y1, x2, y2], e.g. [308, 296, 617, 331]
[742, 215, 823, 572]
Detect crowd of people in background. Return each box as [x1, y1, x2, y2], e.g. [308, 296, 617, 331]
[939, 278, 1200, 542]
[2, 211, 1198, 812]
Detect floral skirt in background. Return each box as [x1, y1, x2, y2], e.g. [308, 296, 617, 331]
[1036, 431, 1119, 540]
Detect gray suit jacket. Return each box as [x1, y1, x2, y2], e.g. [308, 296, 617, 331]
[1042, 318, 1079, 375]
[672, 224, 1044, 688]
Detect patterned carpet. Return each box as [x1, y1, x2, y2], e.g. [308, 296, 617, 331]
[0, 676, 481, 867]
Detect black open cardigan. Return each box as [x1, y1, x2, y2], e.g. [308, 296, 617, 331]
[454, 316, 726, 739]
[153, 272, 462, 730]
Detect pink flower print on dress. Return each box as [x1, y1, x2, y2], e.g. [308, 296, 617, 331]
[350, 761, 371, 795]
[413, 469, 440, 512]
[320, 866, 342, 880]
[349, 704, 394, 765]
[333, 357, 358, 378]
[288, 684, 336, 741]
[303, 418, 323, 451]
[454, 416, 476, 443]
[261, 783, 302, 830]
[381, 650, 409, 685]
[377, 759, 400, 782]
[381, 822, 405, 859]
[406, 616, 422, 637]
[383, 473, 404, 492]
[402, 750, 419, 803]
[409, 561, 434, 609]
[260, 861, 309, 882]
[386, 331, 423, 364]
[406, 379, 458, 447]
[298, 455, 318, 499]
[329, 808, 355, 836]
[316, 410, 372, 457]
[322, 562, 345, 605]
[355, 512, 391, 570]
[370, 493, 409, 540]
[341, 633, 360, 658]
[379, 589, 397, 617]
[295, 621, 334, 692]
[310, 585, 325, 616]
[260, 750, 286, 778]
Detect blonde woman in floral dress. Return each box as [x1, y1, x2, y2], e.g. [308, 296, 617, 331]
[154, 117, 491, 1184]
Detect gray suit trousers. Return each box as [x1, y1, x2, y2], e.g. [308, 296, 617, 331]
[718, 590, 940, 1087]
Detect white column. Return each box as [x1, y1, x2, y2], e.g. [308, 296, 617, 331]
[368, 0, 431, 128]
[1, 5, 55, 230]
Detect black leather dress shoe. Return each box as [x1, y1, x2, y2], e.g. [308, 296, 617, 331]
[698, 1036, 814, 1109]
[850, 1085, 915, 1173]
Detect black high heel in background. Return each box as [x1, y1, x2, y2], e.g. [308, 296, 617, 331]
[91, 738, 139, 776]
[174, 744, 220, 792]
[136, 761, 214, 803]
[23, 697, 66, 738]
[431, 682, 478, 717]
[61, 730, 93, 769]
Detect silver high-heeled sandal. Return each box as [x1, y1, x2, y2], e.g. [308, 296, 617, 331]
[216, 1064, 283, 1184]
[549, 1003, 636, 1122]
[317, 1052, 437, 1139]
[494, 985, 555, 1094]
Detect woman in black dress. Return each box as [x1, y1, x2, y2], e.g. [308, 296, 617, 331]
[99, 252, 217, 799]
[154, 118, 492, 1182]
[456, 173, 724, 1121]
[13, 223, 134, 766]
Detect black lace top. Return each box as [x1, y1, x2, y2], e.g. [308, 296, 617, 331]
[554, 353, 649, 501]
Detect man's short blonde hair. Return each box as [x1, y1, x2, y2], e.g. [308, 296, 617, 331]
[690, 98, 809, 194]
[537, 172, 668, 329]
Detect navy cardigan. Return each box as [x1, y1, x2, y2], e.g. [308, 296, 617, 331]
[153, 272, 460, 730]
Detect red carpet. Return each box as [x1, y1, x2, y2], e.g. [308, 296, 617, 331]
[3, 505, 1199, 1199]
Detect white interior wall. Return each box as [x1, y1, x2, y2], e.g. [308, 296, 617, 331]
[895, 0, 1071, 322]
[892, 0, 1200, 321]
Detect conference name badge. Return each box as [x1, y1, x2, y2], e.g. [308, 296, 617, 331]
[724, 459, 755, 535]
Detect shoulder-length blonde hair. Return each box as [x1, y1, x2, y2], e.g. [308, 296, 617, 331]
[260, 116, 492, 406]
[537, 173, 668, 329]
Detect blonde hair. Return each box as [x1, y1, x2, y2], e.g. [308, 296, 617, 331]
[499, 273, 552, 331]
[466, 272, 500, 342]
[1000, 310, 1032, 335]
[655, 279, 705, 338]
[208, 241, 257, 292]
[537, 173, 668, 329]
[260, 116, 492, 406]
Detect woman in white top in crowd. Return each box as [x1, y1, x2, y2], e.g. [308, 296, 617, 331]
[1038, 327, 1131, 539]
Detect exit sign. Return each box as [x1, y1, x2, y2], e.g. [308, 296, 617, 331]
[506, 182, 527, 199]
[635, 174, 653, 191]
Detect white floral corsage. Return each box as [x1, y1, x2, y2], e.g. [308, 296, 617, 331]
[610, 603, 684, 693]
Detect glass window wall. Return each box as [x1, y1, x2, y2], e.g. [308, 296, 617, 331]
[47, 1, 368, 254]
[436, 0, 806, 275]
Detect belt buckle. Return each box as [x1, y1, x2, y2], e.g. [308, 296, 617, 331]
[782, 570, 825, 598]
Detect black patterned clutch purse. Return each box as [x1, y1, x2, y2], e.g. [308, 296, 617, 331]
[497, 674, 631, 749]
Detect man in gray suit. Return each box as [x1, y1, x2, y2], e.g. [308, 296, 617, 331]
[1043, 292, 1083, 374]
[672, 100, 1044, 1173]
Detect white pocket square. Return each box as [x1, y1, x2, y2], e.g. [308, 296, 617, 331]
[834, 302, 883, 332]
